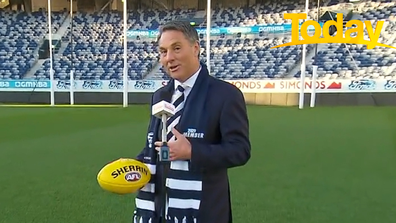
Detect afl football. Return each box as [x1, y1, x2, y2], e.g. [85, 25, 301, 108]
[97, 158, 151, 195]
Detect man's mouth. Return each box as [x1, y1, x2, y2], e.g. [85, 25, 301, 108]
[169, 65, 180, 72]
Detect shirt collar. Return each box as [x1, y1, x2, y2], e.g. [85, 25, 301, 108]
[174, 66, 201, 90]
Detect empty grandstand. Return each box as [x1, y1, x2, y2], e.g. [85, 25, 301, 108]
[0, 0, 395, 81]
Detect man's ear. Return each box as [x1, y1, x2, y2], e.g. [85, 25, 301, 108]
[194, 41, 200, 57]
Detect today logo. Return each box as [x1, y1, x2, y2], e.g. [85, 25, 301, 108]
[271, 13, 396, 50]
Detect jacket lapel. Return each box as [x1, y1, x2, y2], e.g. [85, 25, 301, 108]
[156, 79, 174, 103]
[177, 65, 210, 132]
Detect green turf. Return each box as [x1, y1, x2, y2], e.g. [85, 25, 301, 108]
[0, 106, 396, 223]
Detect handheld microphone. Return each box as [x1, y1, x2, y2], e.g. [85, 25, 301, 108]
[152, 91, 174, 223]
[152, 93, 175, 162]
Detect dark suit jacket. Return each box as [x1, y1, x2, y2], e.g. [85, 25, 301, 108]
[137, 64, 251, 223]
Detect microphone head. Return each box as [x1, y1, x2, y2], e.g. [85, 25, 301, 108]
[152, 101, 175, 118]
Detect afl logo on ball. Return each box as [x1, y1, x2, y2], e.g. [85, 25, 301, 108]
[125, 172, 141, 182]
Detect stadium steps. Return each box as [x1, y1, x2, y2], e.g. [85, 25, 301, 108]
[24, 60, 46, 78]
[144, 61, 162, 79]
[24, 17, 71, 79]
[53, 17, 74, 56]
[286, 44, 324, 78]
[195, 11, 206, 18]
[57, 17, 72, 39]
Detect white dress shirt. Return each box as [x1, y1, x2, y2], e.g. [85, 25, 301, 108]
[172, 66, 201, 102]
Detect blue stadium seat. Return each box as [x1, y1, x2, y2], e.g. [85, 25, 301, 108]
[295, 6, 396, 80]
[0, 9, 65, 79]
[2, 0, 396, 80]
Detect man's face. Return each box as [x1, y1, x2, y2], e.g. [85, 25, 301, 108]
[158, 30, 199, 82]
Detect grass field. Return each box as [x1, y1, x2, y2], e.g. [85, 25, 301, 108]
[1, 105, 396, 223]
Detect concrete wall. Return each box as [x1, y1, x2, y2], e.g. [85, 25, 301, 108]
[0, 92, 395, 106]
[31, 0, 77, 11]
[243, 93, 396, 106]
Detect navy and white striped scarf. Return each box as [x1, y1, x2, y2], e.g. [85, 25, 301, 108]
[133, 115, 203, 223]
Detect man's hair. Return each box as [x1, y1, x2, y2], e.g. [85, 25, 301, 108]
[156, 20, 200, 45]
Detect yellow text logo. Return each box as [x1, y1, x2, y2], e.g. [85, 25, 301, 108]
[271, 13, 396, 50]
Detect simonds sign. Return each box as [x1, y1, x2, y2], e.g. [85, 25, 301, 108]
[227, 80, 327, 90]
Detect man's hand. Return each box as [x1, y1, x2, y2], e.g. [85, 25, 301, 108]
[155, 128, 191, 161]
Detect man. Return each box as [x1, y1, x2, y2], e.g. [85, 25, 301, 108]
[133, 20, 251, 223]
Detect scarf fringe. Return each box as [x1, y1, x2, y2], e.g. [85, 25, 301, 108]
[167, 215, 198, 223]
[133, 210, 158, 223]
[133, 213, 198, 223]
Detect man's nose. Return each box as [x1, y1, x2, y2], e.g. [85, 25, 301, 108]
[166, 51, 175, 61]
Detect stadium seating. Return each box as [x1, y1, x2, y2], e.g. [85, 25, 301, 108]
[296, 22, 396, 80]
[33, 9, 198, 80]
[1, 0, 395, 80]
[152, 36, 316, 80]
[0, 9, 66, 79]
[295, 1, 396, 79]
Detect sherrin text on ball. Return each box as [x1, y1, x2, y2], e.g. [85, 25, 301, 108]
[97, 158, 151, 195]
